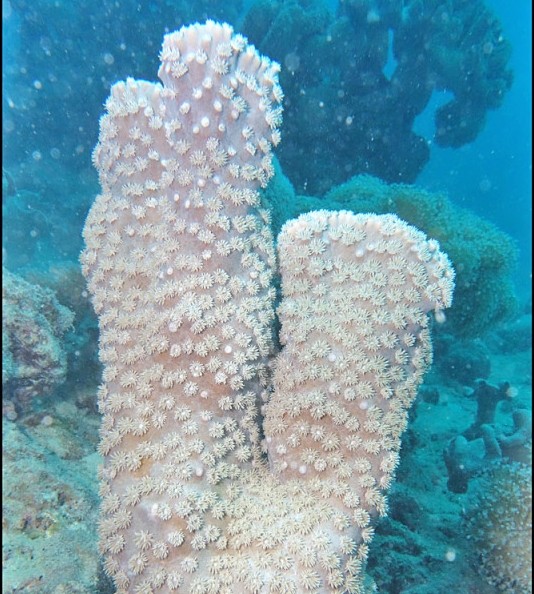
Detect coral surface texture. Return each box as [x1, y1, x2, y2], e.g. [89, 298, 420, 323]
[81, 21, 454, 594]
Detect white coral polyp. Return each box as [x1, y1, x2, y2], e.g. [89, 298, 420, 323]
[82, 20, 454, 594]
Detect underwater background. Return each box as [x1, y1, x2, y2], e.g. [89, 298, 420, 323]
[2, 0, 531, 593]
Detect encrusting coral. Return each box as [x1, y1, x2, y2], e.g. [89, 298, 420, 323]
[2, 267, 74, 417]
[467, 459, 532, 594]
[81, 21, 454, 594]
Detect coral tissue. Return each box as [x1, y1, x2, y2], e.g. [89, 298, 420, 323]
[81, 20, 454, 594]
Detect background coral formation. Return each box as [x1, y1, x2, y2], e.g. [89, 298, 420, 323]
[467, 460, 532, 594]
[244, 0, 513, 193]
[2, 267, 74, 416]
[4, 0, 512, 195]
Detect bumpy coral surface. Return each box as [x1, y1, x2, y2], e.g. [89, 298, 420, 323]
[2, 267, 74, 415]
[468, 460, 532, 594]
[266, 210, 453, 520]
[81, 21, 454, 594]
[266, 173, 516, 338]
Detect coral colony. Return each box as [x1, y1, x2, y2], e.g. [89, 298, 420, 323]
[81, 21, 454, 593]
